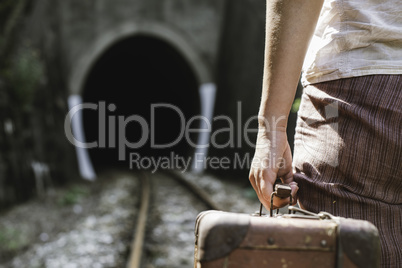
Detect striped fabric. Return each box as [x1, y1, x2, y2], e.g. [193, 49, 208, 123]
[293, 75, 402, 267]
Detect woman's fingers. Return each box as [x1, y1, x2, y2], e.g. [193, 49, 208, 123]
[250, 169, 299, 211]
[249, 135, 297, 212]
[289, 181, 299, 205]
[270, 181, 299, 209]
[259, 171, 274, 209]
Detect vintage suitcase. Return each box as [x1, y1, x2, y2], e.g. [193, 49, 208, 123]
[194, 185, 381, 268]
[194, 208, 381, 267]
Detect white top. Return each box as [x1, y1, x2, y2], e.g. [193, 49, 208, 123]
[302, 0, 402, 86]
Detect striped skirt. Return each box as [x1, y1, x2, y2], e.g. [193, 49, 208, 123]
[293, 75, 402, 267]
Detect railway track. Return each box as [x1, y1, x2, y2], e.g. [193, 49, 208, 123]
[126, 171, 222, 268]
[0, 169, 259, 267]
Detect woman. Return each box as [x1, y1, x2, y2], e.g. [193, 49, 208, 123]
[249, 0, 402, 267]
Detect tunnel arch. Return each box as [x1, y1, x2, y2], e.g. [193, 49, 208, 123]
[69, 21, 212, 96]
[67, 22, 215, 178]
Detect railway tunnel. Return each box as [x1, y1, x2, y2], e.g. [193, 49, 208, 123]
[81, 35, 201, 170]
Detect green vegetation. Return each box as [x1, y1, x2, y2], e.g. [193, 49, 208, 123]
[58, 185, 90, 206]
[291, 97, 301, 114]
[0, 0, 44, 112]
[242, 187, 258, 200]
[0, 226, 29, 251]
[5, 45, 45, 112]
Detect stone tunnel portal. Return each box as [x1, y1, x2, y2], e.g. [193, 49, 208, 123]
[82, 35, 200, 170]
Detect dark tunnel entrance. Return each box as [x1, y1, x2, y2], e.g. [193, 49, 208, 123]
[82, 35, 200, 170]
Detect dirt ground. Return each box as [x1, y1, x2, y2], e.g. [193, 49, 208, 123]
[0, 170, 139, 267]
[0, 170, 260, 268]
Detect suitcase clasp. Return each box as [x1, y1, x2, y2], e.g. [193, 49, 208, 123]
[256, 183, 293, 217]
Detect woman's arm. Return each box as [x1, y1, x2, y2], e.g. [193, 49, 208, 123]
[249, 0, 324, 210]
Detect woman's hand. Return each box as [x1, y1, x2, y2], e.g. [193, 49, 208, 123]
[249, 128, 298, 211]
[248, 0, 323, 211]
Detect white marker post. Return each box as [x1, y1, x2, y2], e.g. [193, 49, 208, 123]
[191, 83, 216, 173]
[67, 95, 96, 180]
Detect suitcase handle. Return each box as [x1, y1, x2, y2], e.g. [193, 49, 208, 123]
[286, 206, 336, 220]
[257, 204, 336, 220]
[257, 183, 336, 219]
[258, 183, 293, 217]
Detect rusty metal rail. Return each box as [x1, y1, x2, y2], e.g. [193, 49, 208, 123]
[126, 172, 150, 268]
[164, 170, 221, 211]
[126, 171, 221, 268]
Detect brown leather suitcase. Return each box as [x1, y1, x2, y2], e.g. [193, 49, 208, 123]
[194, 207, 381, 268]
